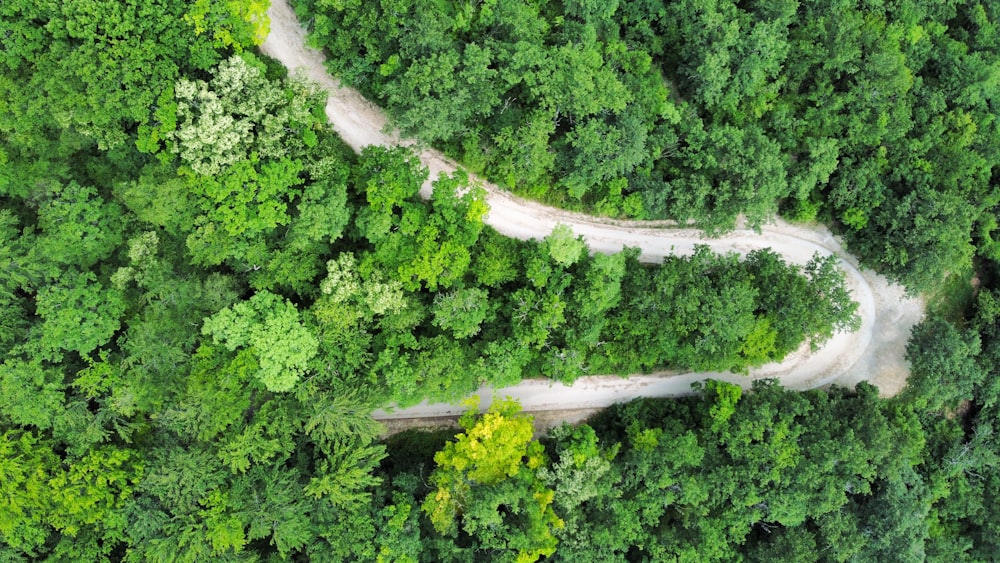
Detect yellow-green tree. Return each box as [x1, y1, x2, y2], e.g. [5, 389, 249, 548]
[422, 398, 563, 563]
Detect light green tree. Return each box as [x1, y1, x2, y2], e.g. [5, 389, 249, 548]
[165, 54, 321, 175]
[544, 224, 588, 267]
[320, 252, 408, 318]
[183, 0, 270, 50]
[34, 182, 124, 270]
[201, 291, 318, 392]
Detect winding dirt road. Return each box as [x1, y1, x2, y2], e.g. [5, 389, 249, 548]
[260, 0, 924, 419]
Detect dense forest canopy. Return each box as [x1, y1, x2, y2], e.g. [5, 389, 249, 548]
[0, 0, 997, 560]
[293, 0, 1000, 293]
[368, 274, 1000, 561]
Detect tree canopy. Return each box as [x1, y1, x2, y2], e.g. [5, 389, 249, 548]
[2, 0, 996, 560]
[294, 0, 1000, 292]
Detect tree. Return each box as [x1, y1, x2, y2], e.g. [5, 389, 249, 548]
[0, 359, 65, 431]
[536, 423, 619, 557]
[490, 109, 558, 193]
[226, 465, 315, 557]
[745, 249, 860, 357]
[472, 228, 523, 288]
[183, 0, 270, 51]
[252, 146, 352, 293]
[319, 252, 408, 319]
[422, 398, 562, 562]
[33, 181, 125, 270]
[567, 250, 628, 347]
[47, 446, 141, 538]
[0, 430, 59, 554]
[903, 316, 985, 411]
[652, 122, 791, 231]
[432, 288, 491, 339]
[0, 429, 141, 558]
[160, 54, 322, 174]
[183, 157, 304, 267]
[354, 147, 486, 291]
[0, 0, 268, 151]
[742, 526, 819, 563]
[31, 270, 126, 362]
[383, 49, 480, 143]
[201, 291, 318, 392]
[853, 189, 978, 294]
[544, 224, 587, 267]
[511, 287, 568, 351]
[558, 111, 651, 201]
[970, 289, 1000, 408]
[653, 247, 761, 370]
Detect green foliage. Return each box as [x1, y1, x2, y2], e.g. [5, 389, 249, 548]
[294, 0, 670, 211]
[544, 224, 587, 267]
[0, 430, 142, 555]
[648, 122, 791, 231]
[202, 291, 319, 392]
[593, 246, 859, 374]
[7, 0, 992, 560]
[184, 0, 270, 51]
[0, 431, 59, 554]
[432, 287, 491, 339]
[0, 0, 226, 150]
[354, 147, 487, 291]
[296, 0, 1000, 292]
[422, 398, 562, 562]
[47, 446, 142, 537]
[440, 398, 537, 487]
[441, 380, 931, 561]
[0, 360, 65, 431]
[34, 181, 125, 269]
[319, 252, 408, 318]
[700, 379, 742, 432]
[163, 54, 321, 175]
[536, 424, 617, 557]
[903, 316, 985, 412]
[927, 268, 978, 323]
[32, 271, 127, 362]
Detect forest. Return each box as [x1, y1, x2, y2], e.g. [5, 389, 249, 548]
[0, 0, 998, 561]
[295, 0, 1000, 293]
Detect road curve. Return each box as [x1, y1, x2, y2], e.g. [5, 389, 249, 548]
[260, 0, 924, 418]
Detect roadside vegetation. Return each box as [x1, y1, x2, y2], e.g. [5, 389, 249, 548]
[0, 0, 996, 560]
[293, 0, 1000, 294]
[373, 343, 1000, 562]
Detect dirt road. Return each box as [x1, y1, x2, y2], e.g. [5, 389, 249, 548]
[260, 0, 924, 419]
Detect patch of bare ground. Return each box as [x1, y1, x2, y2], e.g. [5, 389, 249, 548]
[378, 409, 605, 439]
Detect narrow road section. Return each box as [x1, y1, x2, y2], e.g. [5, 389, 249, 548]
[260, 0, 924, 419]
